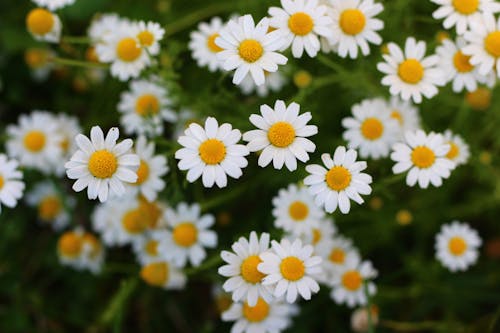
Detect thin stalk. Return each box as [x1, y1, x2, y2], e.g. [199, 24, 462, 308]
[53, 57, 109, 69]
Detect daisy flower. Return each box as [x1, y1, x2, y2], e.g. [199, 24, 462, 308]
[385, 97, 421, 136]
[53, 113, 82, 175]
[342, 98, 400, 159]
[65, 126, 140, 202]
[391, 130, 456, 188]
[140, 261, 187, 290]
[377, 37, 445, 103]
[215, 14, 288, 85]
[430, 0, 500, 35]
[443, 130, 470, 167]
[317, 235, 360, 281]
[26, 8, 61, 43]
[268, 0, 333, 58]
[132, 234, 162, 265]
[31, 0, 76, 10]
[157, 202, 217, 267]
[57, 228, 105, 274]
[301, 217, 337, 253]
[175, 117, 249, 188]
[330, 256, 377, 308]
[243, 100, 317, 171]
[239, 70, 288, 97]
[435, 221, 482, 272]
[133, 21, 164, 55]
[258, 238, 322, 303]
[327, 0, 384, 58]
[24, 48, 56, 81]
[88, 13, 129, 45]
[304, 146, 373, 214]
[188, 17, 225, 72]
[218, 232, 273, 306]
[0, 154, 25, 214]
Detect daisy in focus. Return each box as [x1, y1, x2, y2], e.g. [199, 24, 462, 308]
[238, 70, 288, 97]
[133, 21, 165, 55]
[65, 126, 140, 202]
[435, 221, 482, 272]
[189, 17, 225, 72]
[140, 261, 187, 290]
[391, 130, 456, 188]
[304, 146, 373, 214]
[175, 117, 249, 188]
[385, 97, 421, 137]
[26, 8, 61, 43]
[243, 100, 317, 171]
[31, 0, 76, 10]
[215, 14, 288, 85]
[443, 130, 470, 167]
[0, 154, 25, 214]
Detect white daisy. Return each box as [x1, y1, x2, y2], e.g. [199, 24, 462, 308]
[140, 261, 187, 290]
[243, 100, 317, 171]
[385, 97, 421, 137]
[391, 130, 456, 188]
[377, 37, 446, 103]
[0, 154, 25, 214]
[24, 48, 56, 81]
[435, 221, 482, 272]
[188, 17, 225, 72]
[317, 235, 360, 282]
[175, 117, 249, 188]
[31, 0, 76, 10]
[268, 0, 333, 58]
[239, 70, 288, 97]
[65, 126, 140, 202]
[157, 202, 217, 268]
[132, 234, 162, 265]
[442, 130, 470, 167]
[216, 14, 288, 85]
[26, 8, 61, 43]
[80, 232, 105, 274]
[300, 217, 337, 253]
[57, 228, 105, 274]
[342, 98, 400, 159]
[88, 13, 129, 45]
[326, 0, 384, 58]
[304, 146, 373, 214]
[258, 238, 322, 303]
[218, 232, 273, 307]
[53, 113, 82, 175]
[133, 21, 165, 55]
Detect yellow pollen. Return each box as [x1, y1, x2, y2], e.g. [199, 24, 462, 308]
[137, 30, 154, 46]
[145, 240, 159, 256]
[449, 236, 467, 255]
[0, 176, 4, 190]
[360, 118, 384, 140]
[26, 8, 54, 36]
[135, 160, 150, 185]
[342, 270, 362, 291]
[23, 130, 46, 152]
[25, 48, 50, 68]
[391, 110, 403, 125]
[312, 229, 322, 245]
[398, 59, 424, 84]
[138, 198, 162, 229]
[453, 51, 474, 72]
[122, 209, 147, 234]
[38, 195, 61, 221]
[326, 166, 352, 191]
[240, 255, 265, 283]
[199, 139, 226, 165]
[116, 37, 142, 62]
[339, 9, 366, 35]
[58, 232, 83, 258]
[173, 223, 198, 247]
[135, 94, 160, 116]
[243, 298, 270, 322]
[82, 233, 101, 258]
[280, 256, 305, 281]
[207, 33, 223, 53]
[446, 142, 460, 159]
[267, 122, 295, 148]
[329, 248, 345, 264]
[466, 88, 491, 110]
[484, 31, 500, 57]
[288, 12, 314, 36]
[238, 39, 263, 63]
[289, 201, 309, 221]
[140, 262, 169, 286]
[411, 146, 436, 169]
[294, 70, 313, 88]
[88, 150, 118, 179]
[452, 0, 479, 14]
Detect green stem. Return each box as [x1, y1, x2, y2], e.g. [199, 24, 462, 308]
[184, 254, 222, 276]
[61, 36, 90, 44]
[372, 173, 406, 191]
[98, 276, 138, 326]
[53, 57, 109, 69]
[317, 54, 347, 74]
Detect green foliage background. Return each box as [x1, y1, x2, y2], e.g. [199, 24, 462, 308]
[0, 0, 499, 332]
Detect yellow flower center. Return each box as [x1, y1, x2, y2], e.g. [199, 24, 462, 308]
[312, 228, 322, 245]
[140, 262, 169, 286]
[135, 94, 160, 116]
[267, 122, 296, 148]
[135, 160, 150, 185]
[0, 176, 4, 190]
[240, 255, 265, 283]
[446, 141, 459, 159]
[411, 146, 436, 169]
[137, 30, 154, 46]
[398, 59, 424, 84]
[38, 195, 61, 221]
[116, 37, 142, 62]
[484, 31, 500, 58]
[288, 12, 314, 36]
[453, 51, 474, 72]
[396, 209, 413, 225]
[88, 150, 118, 179]
[26, 8, 54, 35]
[280, 256, 305, 281]
[448, 236, 467, 255]
[238, 39, 263, 63]
[360, 118, 384, 140]
[23, 130, 46, 152]
[58, 232, 83, 258]
[390, 110, 403, 125]
[25, 49, 50, 68]
[138, 198, 162, 229]
[288, 201, 309, 221]
[329, 248, 346, 264]
[173, 223, 198, 247]
[199, 139, 226, 165]
[242, 298, 270, 322]
[207, 33, 223, 53]
[60, 138, 70, 152]
[466, 88, 491, 110]
[83, 233, 101, 258]
[342, 270, 362, 291]
[294, 70, 312, 88]
[122, 209, 147, 234]
[339, 9, 366, 35]
[216, 295, 232, 314]
[326, 166, 352, 191]
[145, 240, 159, 256]
[452, 0, 479, 14]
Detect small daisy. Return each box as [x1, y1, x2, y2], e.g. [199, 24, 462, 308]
[88, 14, 129, 45]
[24, 48, 56, 81]
[243, 100, 317, 171]
[133, 21, 165, 55]
[26, 8, 61, 43]
[301, 217, 337, 253]
[216, 14, 288, 85]
[188, 17, 225, 72]
[53, 113, 82, 175]
[304, 146, 373, 214]
[431, 0, 500, 35]
[377, 37, 445, 103]
[330, 257, 377, 308]
[157, 202, 217, 267]
[218, 232, 273, 306]
[435, 221, 482, 272]
[136, 196, 168, 230]
[31, 0, 76, 10]
[268, 0, 333, 58]
[317, 235, 360, 280]
[342, 98, 400, 159]
[65, 126, 140, 202]
[239, 70, 288, 97]
[258, 238, 322, 303]
[80, 232, 105, 274]
[391, 130, 456, 188]
[175, 117, 249, 188]
[327, 0, 384, 58]
[57, 228, 105, 274]
[0, 154, 25, 214]
[385, 97, 421, 137]
[140, 261, 187, 290]
[132, 234, 162, 265]
[442, 130, 470, 167]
